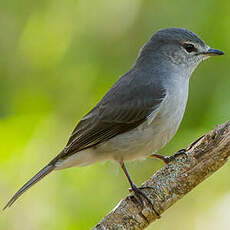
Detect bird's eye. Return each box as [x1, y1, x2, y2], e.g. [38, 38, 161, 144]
[183, 43, 196, 53]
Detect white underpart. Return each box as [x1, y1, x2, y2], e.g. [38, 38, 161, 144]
[55, 77, 189, 170]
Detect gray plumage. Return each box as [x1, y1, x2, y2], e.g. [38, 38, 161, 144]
[4, 28, 224, 210]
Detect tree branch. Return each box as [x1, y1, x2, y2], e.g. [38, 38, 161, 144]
[93, 121, 230, 230]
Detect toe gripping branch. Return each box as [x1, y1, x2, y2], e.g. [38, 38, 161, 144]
[151, 149, 187, 165]
[120, 162, 160, 218]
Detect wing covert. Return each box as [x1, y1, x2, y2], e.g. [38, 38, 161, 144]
[56, 74, 166, 161]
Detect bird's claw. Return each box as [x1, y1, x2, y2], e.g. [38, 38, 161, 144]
[129, 184, 160, 218]
[151, 149, 187, 164]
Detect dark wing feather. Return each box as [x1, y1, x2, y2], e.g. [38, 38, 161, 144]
[54, 73, 166, 162]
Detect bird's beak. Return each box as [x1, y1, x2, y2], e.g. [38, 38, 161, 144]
[204, 48, 224, 56]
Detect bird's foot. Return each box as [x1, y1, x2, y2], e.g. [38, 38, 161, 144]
[151, 149, 187, 164]
[129, 183, 160, 218]
[150, 153, 171, 164]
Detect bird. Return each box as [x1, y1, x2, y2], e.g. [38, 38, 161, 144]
[3, 28, 224, 215]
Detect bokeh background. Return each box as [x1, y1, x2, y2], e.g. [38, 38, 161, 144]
[0, 0, 230, 229]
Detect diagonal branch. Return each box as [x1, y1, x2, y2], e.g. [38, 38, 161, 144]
[93, 121, 230, 230]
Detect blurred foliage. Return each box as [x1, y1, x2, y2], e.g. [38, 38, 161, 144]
[0, 0, 230, 229]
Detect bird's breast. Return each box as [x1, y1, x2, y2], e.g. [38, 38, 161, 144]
[145, 79, 189, 151]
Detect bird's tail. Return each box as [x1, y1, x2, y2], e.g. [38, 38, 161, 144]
[3, 164, 55, 210]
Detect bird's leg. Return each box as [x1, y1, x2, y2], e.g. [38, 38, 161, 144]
[120, 161, 160, 218]
[151, 149, 187, 164]
[150, 153, 172, 164]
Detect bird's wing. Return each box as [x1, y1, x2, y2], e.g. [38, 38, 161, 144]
[54, 76, 166, 162]
[3, 74, 166, 210]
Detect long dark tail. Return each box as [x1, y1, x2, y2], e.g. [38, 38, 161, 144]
[3, 164, 55, 210]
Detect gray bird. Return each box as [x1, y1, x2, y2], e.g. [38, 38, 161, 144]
[4, 28, 224, 215]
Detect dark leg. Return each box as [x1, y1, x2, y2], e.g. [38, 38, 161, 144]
[120, 161, 160, 218]
[150, 153, 172, 164]
[151, 149, 187, 164]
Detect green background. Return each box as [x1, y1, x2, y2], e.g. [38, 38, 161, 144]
[1, 0, 230, 229]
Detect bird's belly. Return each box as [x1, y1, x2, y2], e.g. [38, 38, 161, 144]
[97, 83, 189, 162]
[56, 106, 186, 170]
[95, 109, 185, 162]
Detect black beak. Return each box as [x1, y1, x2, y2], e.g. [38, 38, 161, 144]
[204, 48, 224, 56]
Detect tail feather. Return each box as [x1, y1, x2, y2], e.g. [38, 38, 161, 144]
[3, 164, 55, 210]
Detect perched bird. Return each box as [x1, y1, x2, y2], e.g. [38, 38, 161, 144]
[4, 28, 224, 215]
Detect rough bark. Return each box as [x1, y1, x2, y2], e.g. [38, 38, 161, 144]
[93, 121, 230, 230]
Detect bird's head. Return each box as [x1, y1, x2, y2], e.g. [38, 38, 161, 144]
[138, 28, 224, 77]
